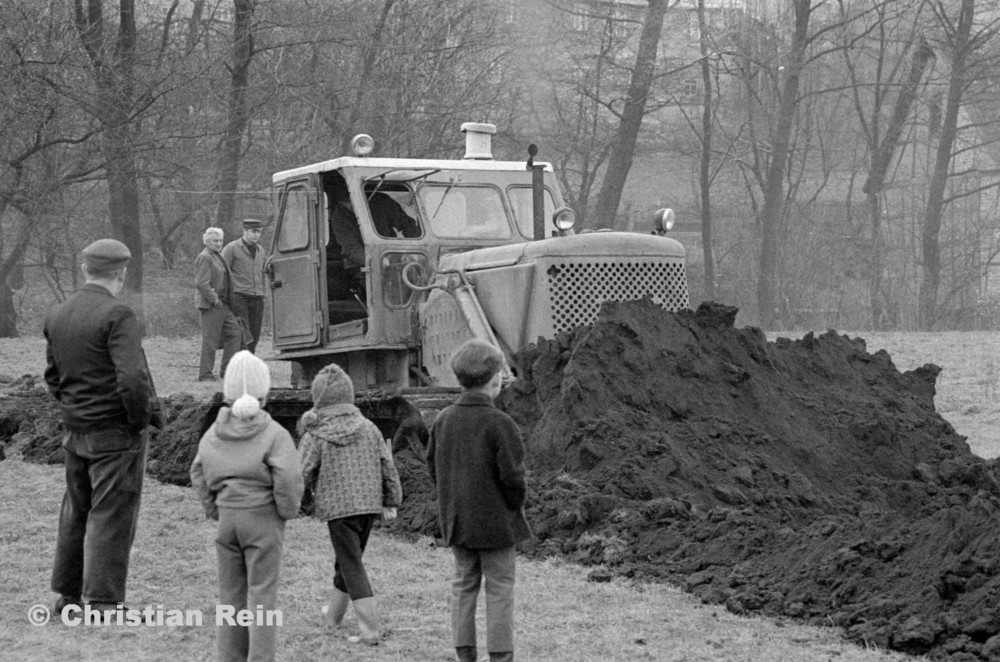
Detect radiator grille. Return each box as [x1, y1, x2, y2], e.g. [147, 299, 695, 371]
[547, 260, 689, 333]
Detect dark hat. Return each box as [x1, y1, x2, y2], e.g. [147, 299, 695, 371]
[82, 239, 131, 271]
[241, 218, 263, 230]
[311, 363, 354, 408]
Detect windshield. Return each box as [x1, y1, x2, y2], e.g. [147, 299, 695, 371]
[417, 183, 511, 239]
[507, 185, 556, 238]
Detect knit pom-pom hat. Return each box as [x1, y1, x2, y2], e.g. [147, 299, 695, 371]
[311, 363, 354, 409]
[224, 350, 271, 418]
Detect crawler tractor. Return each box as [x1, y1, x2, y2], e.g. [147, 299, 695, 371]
[256, 123, 689, 447]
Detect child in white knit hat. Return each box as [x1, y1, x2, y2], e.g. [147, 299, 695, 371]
[298, 362, 403, 645]
[190, 350, 303, 662]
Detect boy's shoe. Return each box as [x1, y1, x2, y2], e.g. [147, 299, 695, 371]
[489, 653, 514, 662]
[455, 645, 478, 661]
[347, 633, 381, 646]
[321, 587, 350, 628]
[348, 596, 380, 644]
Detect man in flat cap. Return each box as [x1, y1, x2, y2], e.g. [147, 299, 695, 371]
[194, 227, 242, 380]
[44, 238, 161, 620]
[221, 218, 267, 354]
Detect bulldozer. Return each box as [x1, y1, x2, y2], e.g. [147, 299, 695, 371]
[257, 122, 689, 448]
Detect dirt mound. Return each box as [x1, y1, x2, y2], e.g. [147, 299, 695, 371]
[5, 300, 1000, 660]
[497, 300, 1000, 661]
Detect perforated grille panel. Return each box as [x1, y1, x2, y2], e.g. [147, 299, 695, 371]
[547, 260, 689, 334]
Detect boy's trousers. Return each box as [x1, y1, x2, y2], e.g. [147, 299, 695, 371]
[451, 545, 516, 654]
[216, 504, 285, 662]
[326, 513, 377, 599]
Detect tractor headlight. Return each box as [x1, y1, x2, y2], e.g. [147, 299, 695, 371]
[653, 208, 675, 233]
[350, 134, 375, 156]
[553, 206, 577, 232]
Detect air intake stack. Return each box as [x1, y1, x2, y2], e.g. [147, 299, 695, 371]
[461, 122, 496, 160]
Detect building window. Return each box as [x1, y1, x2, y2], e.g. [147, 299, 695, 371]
[683, 79, 699, 102]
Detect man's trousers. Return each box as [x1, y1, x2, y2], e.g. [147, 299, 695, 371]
[51, 427, 147, 604]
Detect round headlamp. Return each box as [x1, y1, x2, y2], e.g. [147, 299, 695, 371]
[350, 134, 375, 156]
[552, 206, 577, 232]
[653, 208, 675, 232]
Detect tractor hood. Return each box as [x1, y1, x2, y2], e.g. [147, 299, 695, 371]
[422, 231, 689, 368]
[438, 231, 686, 273]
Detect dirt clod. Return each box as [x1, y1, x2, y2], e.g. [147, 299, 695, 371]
[5, 299, 1000, 660]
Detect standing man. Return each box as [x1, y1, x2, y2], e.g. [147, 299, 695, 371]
[222, 218, 267, 354]
[45, 238, 161, 618]
[195, 227, 242, 381]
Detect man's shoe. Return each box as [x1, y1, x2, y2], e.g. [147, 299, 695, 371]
[84, 602, 120, 625]
[53, 595, 80, 617]
[198, 376, 219, 382]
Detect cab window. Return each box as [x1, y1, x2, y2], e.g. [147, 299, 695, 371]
[381, 252, 429, 308]
[418, 184, 511, 239]
[276, 184, 310, 252]
[507, 185, 556, 238]
[362, 183, 422, 239]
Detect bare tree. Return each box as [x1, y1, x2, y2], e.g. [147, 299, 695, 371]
[840, 0, 933, 328]
[919, 0, 976, 329]
[213, 0, 256, 237]
[73, 0, 146, 309]
[0, 1, 108, 335]
[752, 0, 813, 329]
[696, 0, 716, 300]
[591, 0, 669, 228]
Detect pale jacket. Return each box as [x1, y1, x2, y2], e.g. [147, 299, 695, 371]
[190, 407, 304, 520]
[221, 238, 267, 297]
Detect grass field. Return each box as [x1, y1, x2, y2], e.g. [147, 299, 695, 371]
[2, 328, 994, 660]
[0, 459, 917, 662]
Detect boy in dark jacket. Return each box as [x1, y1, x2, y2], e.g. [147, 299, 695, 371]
[426, 339, 532, 662]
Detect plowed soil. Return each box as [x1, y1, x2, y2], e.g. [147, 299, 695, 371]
[4, 299, 1000, 661]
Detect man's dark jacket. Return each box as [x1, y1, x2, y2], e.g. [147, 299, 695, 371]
[426, 391, 532, 550]
[44, 283, 155, 433]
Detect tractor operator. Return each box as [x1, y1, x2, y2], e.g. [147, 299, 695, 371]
[328, 181, 420, 303]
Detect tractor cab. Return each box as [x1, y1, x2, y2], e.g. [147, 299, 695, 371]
[265, 124, 573, 389]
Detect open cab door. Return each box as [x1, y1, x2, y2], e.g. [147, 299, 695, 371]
[268, 176, 323, 349]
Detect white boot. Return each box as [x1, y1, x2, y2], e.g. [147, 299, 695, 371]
[320, 587, 350, 628]
[347, 596, 380, 645]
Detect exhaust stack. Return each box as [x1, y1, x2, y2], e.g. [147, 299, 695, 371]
[461, 122, 496, 160]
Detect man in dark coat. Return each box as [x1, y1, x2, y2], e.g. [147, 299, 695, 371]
[45, 238, 161, 619]
[194, 227, 242, 381]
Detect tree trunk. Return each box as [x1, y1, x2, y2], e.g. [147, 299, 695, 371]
[213, 0, 255, 237]
[0, 224, 31, 338]
[918, 0, 973, 330]
[756, 0, 811, 329]
[74, 0, 144, 312]
[591, 0, 668, 229]
[697, 0, 715, 301]
[863, 37, 933, 329]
